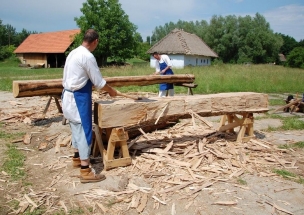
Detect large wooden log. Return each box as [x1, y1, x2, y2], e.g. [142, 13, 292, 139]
[13, 75, 195, 98]
[94, 92, 269, 132]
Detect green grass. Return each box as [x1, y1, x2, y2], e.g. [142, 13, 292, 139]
[1, 57, 304, 94]
[126, 58, 147, 65]
[279, 141, 304, 149]
[269, 99, 285, 106]
[273, 169, 296, 178]
[265, 115, 304, 131]
[0, 130, 25, 140]
[237, 178, 247, 185]
[2, 144, 26, 180]
[273, 169, 304, 184]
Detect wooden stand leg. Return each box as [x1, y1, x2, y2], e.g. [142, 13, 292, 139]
[103, 127, 131, 170]
[92, 125, 131, 170]
[188, 87, 194, 95]
[92, 124, 104, 157]
[218, 113, 255, 143]
[54, 98, 63, 113]
[43, 96, 52, 114]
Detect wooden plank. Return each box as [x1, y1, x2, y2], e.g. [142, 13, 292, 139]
[95, 92, 268, 129]
[103, 157, 132, 170]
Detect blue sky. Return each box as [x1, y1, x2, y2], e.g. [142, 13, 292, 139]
[1, 0, 303, 41]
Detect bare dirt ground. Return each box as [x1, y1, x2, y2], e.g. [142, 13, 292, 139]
[0, 91, 303, 215]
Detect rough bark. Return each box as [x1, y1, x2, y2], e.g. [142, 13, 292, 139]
[13, 75, 195, 98]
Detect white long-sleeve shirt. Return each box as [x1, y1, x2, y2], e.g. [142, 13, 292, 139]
[62, 45, 106, 123]
[155, 54, 172, 72]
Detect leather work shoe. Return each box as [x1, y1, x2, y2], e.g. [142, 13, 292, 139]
[80, 168, 106, 183]
[72, 157, 81, 168]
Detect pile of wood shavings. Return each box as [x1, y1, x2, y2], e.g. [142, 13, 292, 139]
[70, 119, 296, 214]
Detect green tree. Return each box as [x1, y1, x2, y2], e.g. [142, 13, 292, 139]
[277, 33, 298, 56]
[14, 29, 36, 46]
[151, 13, 282, 64]
[151, 19, 208, 45]
[146, 36, 150, 44]
[136, 42, 150, 61]
[286, 47, 304, 69]
[0, 20, 7, 46]
[206, 13, 282, 64]
[74, 0, 138, 66]
[297, 39, 304, 48]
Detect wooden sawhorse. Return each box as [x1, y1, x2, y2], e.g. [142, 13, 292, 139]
[92, 124, 132, 170]
[218, 113, 254, 142]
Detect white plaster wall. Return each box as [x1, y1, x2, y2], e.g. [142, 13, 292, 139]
[184, 55, 211, 66]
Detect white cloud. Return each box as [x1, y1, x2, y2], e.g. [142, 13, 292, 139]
[264, 4, 304, 41]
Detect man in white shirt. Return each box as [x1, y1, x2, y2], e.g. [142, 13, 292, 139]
[153, 52, 174, 97]
[62, 29, 117, 183]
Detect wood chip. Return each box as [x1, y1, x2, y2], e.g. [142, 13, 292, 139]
[55, 136, 62, 153]
[23, 117, 31, 124]
[38, 142, 48, 150]
[96, 202, 108, 213]
[171, 202, 176, 215]
[60, 135, 71, 147]
[137, 193, 148, 213]
[23, 133, 31, 145]
[155, 103, 169, 125]
[159, 181, 194, 194]
[24, 194, 38, 208]
[163, 140, 174, 152]
[212, 201, 237, 205]
[59, 201, 68, 213]
[152, 195, 166, 205]
[265, 201, 293, 215]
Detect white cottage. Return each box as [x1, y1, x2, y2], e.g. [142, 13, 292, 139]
[147, 28, 218, 69]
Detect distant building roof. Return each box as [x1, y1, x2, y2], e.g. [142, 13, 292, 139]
[278, 53, 286, 62]
[147, 28, 218, 57]
[14, 29, 80, 54]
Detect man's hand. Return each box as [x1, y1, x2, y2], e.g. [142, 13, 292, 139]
[102, 84, 117, 97]
[108, 88, 117, 97]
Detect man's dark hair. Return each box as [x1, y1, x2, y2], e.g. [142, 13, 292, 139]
[152, 51, 159, 56]
[83, 29, 99, 43]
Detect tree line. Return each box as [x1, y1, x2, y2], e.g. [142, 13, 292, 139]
[0, 19, 37, 60]
[151, 14, 304, 67]
[0, 0, 303, 68]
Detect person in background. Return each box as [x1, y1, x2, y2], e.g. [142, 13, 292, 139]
[62, 29, 117, 183]
[152, 52, 174, 97]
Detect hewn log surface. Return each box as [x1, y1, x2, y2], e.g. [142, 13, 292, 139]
[94, 92, 269, 129]
[13, 75, 195, 98]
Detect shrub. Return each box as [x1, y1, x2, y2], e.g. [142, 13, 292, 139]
[0, 45, 16, 61]
[286, 47, 304, 69]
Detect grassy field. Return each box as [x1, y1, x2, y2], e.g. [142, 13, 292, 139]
[0, 57, 304, 95]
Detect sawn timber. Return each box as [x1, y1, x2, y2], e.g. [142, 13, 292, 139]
[94, 92, 269, 138]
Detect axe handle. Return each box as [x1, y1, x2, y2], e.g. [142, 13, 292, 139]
[116, 91, 140, 100]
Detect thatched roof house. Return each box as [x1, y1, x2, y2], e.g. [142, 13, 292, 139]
[147, 28, 218, 68]
[278, 53, 286, 62]
[14, 29, 80, 68]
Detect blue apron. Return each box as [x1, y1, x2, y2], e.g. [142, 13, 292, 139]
[73, 80, 93, 146]
[159, 61, 174, 90]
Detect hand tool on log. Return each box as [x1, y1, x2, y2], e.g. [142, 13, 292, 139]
[116, 91, 142, 100]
